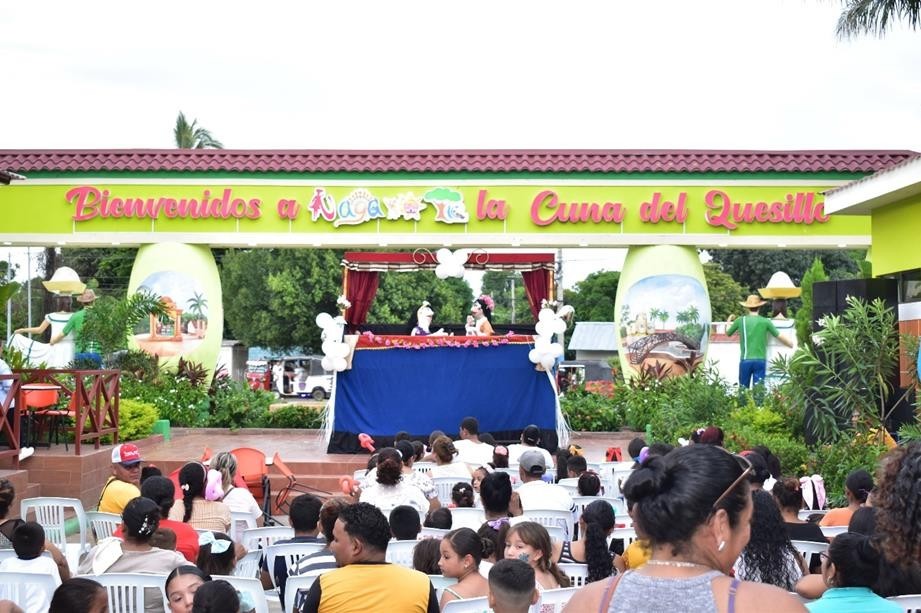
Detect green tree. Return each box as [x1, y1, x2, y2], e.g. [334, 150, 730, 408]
[708, 249, 864, 294]
[480, 271, 532, 324]
[563, 271, 620, 322]
[82, 290, 168, 366]
[795, 258, 828, 347]
[648, 307, 665, 330]
[703, 262, 747, 322]
[61, 247, 137, 297]
[174, 112, 223, 149]
[369, 272, 472, 326]
[186, 291, 208, 322]
[836, 0, 921, 38]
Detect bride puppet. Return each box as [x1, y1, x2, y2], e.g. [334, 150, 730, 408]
[469, 295, 495, 336]
[410, 301, 447, 336]
[8, 267, 84, 367]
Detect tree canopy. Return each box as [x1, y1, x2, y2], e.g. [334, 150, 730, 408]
[703, 262, 748, 322]
[368, 272, 472, 328]
[707, 249, 865, 294]
[563, 270, 620, 322]
[480, 271, 533, 324]
[836, 0, 921, 38]
[174, 111, 223, 149]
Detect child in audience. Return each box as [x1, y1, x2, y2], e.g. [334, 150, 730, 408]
[195, 532, 237, 577]
[566, 455, 587, 479]
[191, 579, 239, 613]
[49, 578, 107, 613]
[488, 559, 539, 613]
[504, 522, 570, 592]
[452, 482, 476, 508]
[0, 522, 62, 612]
[412, 538, 442, 574]
[424, 507, 453, 529]
[438, 528, 490, 608]
[150, 527, 178, 551]
[389, 505, 422, 540]
[165, 565, 210, 613]
[577, 472, 601, 497]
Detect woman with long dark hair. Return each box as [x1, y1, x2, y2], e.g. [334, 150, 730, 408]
[167, 462, 231, 533]
[734, 490, 804, 590]
[557, 499, 615, 583]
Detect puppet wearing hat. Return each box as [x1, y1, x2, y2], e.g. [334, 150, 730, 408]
[726, 293, 793, 388]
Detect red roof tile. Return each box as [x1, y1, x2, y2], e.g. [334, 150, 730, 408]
[0, 149, 916, 175]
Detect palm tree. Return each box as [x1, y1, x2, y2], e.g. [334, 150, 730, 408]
[836, 0, 921, 38]
[648, 308, 664, 331]
[686, 305, 700, 324]
[174, 112, 224, 149]
[186, 292, 208, 322]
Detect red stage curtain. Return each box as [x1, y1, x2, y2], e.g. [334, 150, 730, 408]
[521, 269, 550, 320]
[346, 270, 380, 328]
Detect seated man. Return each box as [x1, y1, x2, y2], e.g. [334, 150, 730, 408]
[299, 502, 438, 613]
[507, 425, 554, 469]
[98, 443, 142, 515]
[453, 417, 494, 469]
[516, 451, 575, 537]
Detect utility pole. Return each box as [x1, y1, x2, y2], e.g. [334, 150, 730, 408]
[556, 248, 566, 348]
[509, 276, 516, 324]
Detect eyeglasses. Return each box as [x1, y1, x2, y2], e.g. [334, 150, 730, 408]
[711, 450, 753, 511]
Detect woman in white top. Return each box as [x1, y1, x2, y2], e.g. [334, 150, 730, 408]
[359, 448, 429, 514]
[429, 436, 473, 480]
[210, 451, 263, 530]
[10, 294, 75, 367]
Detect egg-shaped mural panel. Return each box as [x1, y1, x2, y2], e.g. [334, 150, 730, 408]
[127, 243, 223, 380]
[614, 245, 710, 380]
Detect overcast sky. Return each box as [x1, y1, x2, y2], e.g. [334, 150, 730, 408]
[2, 1, 919, 288]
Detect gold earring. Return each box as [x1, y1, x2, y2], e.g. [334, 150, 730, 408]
[718, 541, 726, 552]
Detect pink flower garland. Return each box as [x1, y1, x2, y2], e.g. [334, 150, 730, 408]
[359, 330, 510, 350]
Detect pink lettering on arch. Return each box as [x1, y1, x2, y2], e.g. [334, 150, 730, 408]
[67, 186, 101, 221]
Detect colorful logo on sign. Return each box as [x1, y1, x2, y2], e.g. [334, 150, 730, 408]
[422, 188, 470, 224]
[383, 192, 427, 221]
[333, 189, 385, 227]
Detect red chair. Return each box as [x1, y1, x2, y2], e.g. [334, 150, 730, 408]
[229, 447, 271, 519]
[272, 451, 329, 516]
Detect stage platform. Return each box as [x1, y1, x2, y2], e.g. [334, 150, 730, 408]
[0, 428, 637, 516]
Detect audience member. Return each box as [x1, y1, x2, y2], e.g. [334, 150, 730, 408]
[210, 451, 262, 531]
[191, 579, 239, 613]
[454, 417, 495, 468]
[390, 505, 422, 540]
[168, 462, 232, 533]
[491, 445, 510, 469]
[429, 436, 474, 479]
[479, 519, 510, 565]
[150, 527, 177, 551]
[424, 507, 453, 530]
[740, 451, 771, 491]
[554, 448, 572, 483]
[0, 478, 19, 548]
[480, 472, 516, 521]
[438, 527, 490, 608]
[480, 433, 497, 448]
[114, 475, 200, 562]
[165, 565, 210, 613]
[646, 442, 674, 458]
[516, 451, 574, 535]
[566, 455, 588, 479]
[0, 522, 61, 612]
[359, 447, 429, 514]
[692, 426, 725, 446]
[411, 440, 425, 462]
[577, 472, 601, 497]
[627, 437, 647, 463]
[141, 465, 163, 484]
[805, 532, 899, 613]
[258, 492, 323, 597]
[773, 477, 825, 572]
[452, 482, 476, 508]
[557, 500, 615, 583]
[820, 469, 873, 527]
[289, 497, 351, 611]
[751, 445, 781, 490]
[98, 443, 143, 515]
[421, 430, 446, 462]
[734, 490, 804, 590]
[471, 466, 489, 496]
[49, 577, 107, 613]
[412, 537, 442, 575]
[504, 521, 570, 593]
[488, 559, 539, 613]
[195, 531, 238, 577]
[564, 444, 803, 612]
[299, 502, 439, 612]
[508, 425, 554, 468]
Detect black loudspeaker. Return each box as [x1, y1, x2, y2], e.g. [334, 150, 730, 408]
[809, 278, 912, 435]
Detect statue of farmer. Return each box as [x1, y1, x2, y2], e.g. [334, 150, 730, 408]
[726, 294, 793, 388]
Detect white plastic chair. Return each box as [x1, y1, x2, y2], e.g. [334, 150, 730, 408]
[242, 526, 294, 550]
[429, 574, 459, 603]
[820, 525, 847, 538]
[791, 539, 829, 558]
[517, 509, 575, 541]
[531, 587, 578, 612]
[797, 509, 829, 521]
[887, 594, 921, 613]
[20, 496, 88, 571]
[385, 539, 418, 567]
[609, 526, 638, 547]
[0, 570, 59, 608]
[85, 572, 167, 613]
[230, 510, 257, 542]
[86, 510, 122, 543]
[212, 575, 270, 613]
[557, 478, 579, 496]
[450, 507, 486, 530]
[285, 569, 336, 613]
[442, 595, 490, 612]
[419, 527, 450, 539]
[558, 562, 590, 587]
[352, 468, 367, 481]
[265, 542, 326, 587]
[233, 549, 264, 578]
[572, 496, 627, 523]
[432, 477, 464, 506]
[509, 515, 566, 543]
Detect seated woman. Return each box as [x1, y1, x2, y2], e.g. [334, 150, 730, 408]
[556, 499, 615, 583]
[429, 436, 474, 480]
[439, 527, 490, 608]
[359, 447, 429, 514]
[209, 451, 263, 532]
[820, 469, 873, 527]
[167, 463, 232, 533]
[773, 477, 825, 573]
[733, 490, 804, 591]
[565, 444, 804, 613]
[805, 532, 900, 613]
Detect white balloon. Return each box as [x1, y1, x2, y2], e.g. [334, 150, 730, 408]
[315, 312, 333, 328]
[528, 348, 541, 364]
[549, 343, 564, 358]
[333, 357, 348, 372]
[330, 342, 351, 359]
[321, 356, 334, 371]
[448, 264, 464, 278]
[451, 249, 470, 266]
[436, 248, 453, 263]
[538, 308, 556, 323]
[540, 356, 556, 370]
[550, 319, 567, 335]
[435, 265, 450, 279]
[535, 321, 552, 337]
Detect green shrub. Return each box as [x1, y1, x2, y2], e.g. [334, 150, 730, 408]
[120, 372, 209, 427]
[117, 398, 159, 441]
[807, 439, 888, 507]
[561, 388, 623, 431]
[264, 405, 323, 429]
[206, 376, 272, 430]
[111, 350, 160, 382]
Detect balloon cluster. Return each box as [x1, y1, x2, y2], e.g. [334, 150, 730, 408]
[315, 311, 349, 372]
[435, 248, 469, 279]
[528, 305, 570, 371]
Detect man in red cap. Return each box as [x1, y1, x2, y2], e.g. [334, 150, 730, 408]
[98, 443, 142, 514]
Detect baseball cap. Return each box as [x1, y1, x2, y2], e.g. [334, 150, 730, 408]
[522, 425, 541, 446]
[519, 450, 546, 476]
[111, 443, 142, 465]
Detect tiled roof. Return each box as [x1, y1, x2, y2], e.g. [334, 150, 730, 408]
[0, 149, 916, 175]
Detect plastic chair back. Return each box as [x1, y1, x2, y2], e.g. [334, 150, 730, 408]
[85, 572, 167, 613]
[442, 595, 490, 612]
[86, 510, 122, 543]
[413, 462, 436, 474]
[820, 525, 847, 538]
[530, 586, 577, 613]
[212, 575, 270, 613]
[509, 515, 566, 543]
[887, 594, 921, 613]
[572, 496, 627, 523]
[450, 507, 486, 531]
[517, 509, 574, 541]
[790, 539, 829, 558]
[419, 527, 450, 539]
[233, 549, 264, 579]
[431, 477, 462, 506]
[558, 562, 590, 587]
[0, 569, 59, 608]
[287, 571, 332, 613]
[265, 541, 326, 587]
[230, 510, 257, 542]
[242, 526, 294, 551]
[20, 496, 88, 570]
[384, 539, 418, 567]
